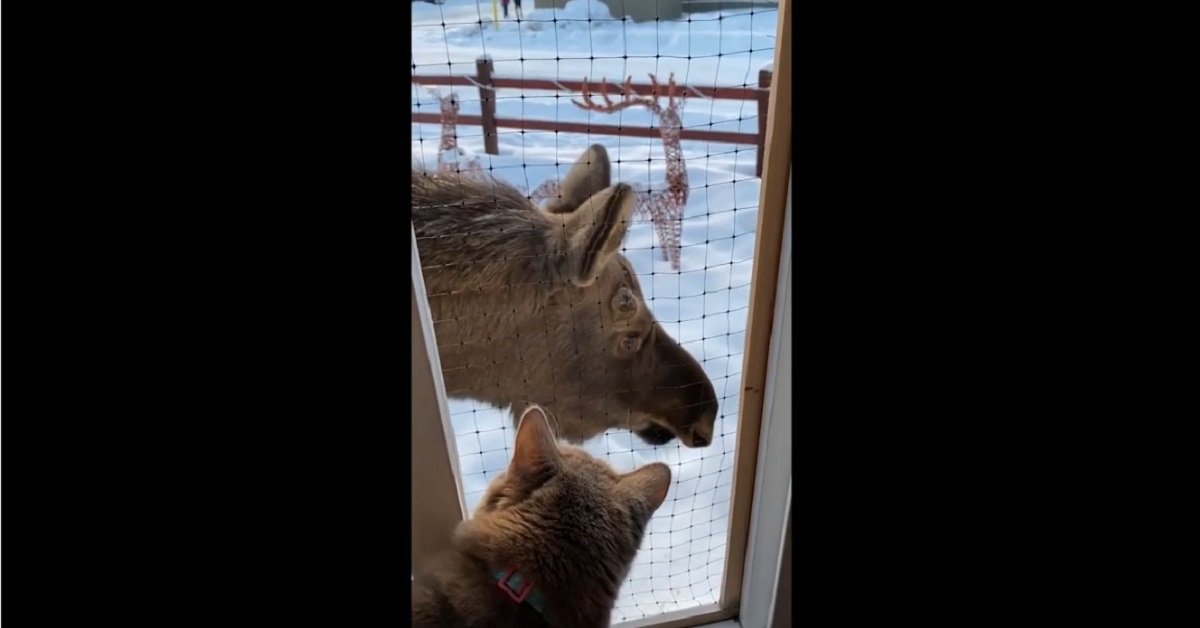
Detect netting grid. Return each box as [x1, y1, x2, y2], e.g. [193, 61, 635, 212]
[412, 0, 777, 621]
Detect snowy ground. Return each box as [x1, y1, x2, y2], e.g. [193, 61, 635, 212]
[412, 0, 776, 621]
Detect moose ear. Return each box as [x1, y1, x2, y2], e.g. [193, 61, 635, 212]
[618, 462, 672, 514]
[544, 144, 612, 214]
[509, 405, 562, 479]
[559, 183, 635, 286]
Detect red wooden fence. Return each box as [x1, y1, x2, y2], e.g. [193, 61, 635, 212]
[412, 57, 775, 176]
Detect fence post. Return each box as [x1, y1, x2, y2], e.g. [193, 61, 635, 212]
[477, 56, 500, 156]
[756, 65, 773, 177]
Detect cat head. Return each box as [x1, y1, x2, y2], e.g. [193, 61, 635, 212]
[455, 405, 672, 623]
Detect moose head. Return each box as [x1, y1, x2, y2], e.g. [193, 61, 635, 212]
[412, 144, 719, 447]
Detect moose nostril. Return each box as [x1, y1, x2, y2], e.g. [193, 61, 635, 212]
[692, 434, 709, 447]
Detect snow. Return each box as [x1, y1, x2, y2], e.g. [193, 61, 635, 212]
[412, 0, 777, 621]
[542, 0, 615, 21]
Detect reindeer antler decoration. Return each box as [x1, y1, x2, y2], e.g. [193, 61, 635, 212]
[572, 73, 680, 114]
[563, 73, 688, 270]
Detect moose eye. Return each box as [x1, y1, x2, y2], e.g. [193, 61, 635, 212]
[611, 286, 638, 316]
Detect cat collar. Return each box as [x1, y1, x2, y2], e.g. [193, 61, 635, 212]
[494, 567, 547, 615]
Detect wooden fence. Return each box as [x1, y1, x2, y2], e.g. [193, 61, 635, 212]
[412, 57, 775, 176]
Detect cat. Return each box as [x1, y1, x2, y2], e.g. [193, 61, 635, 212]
[411, 404, 673, 627]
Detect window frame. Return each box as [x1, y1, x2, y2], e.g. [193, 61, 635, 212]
[410, 225, 468, 573]
[410, 0, 792, 620]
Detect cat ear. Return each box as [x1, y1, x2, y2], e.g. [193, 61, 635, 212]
[510, 405, 562, 479]
[557, 183, 635, 287]
[619, 463, 672, 513]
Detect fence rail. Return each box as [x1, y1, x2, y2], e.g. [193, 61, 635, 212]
[412, 58, 775, 176]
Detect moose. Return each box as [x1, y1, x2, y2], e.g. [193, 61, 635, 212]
[412, 144, 719, 448]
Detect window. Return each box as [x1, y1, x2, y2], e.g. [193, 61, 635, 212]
[411, 0, 791, 624]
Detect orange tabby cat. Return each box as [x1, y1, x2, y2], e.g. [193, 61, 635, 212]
[412, 405, 672, 627]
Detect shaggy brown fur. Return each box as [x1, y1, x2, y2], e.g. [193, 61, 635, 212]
[412, 405, 672, 627]
[412, 144, 719, 447]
